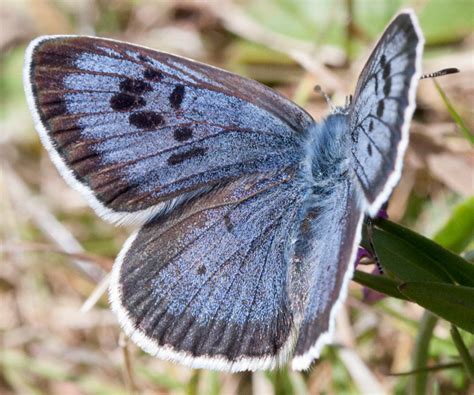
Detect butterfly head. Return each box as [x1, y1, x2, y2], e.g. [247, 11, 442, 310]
[331, 94, 353, 116]
[314, 85, 351, 115]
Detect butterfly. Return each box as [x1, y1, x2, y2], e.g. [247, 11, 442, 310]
[23, 9, 423, 371]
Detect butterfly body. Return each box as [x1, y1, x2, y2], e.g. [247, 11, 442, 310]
[24, 10, 424, 371]
[304, 114, 351, 186]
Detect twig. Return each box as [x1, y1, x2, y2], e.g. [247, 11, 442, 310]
[119, 332, 137, 394]
[390, 361, 462, 376]
[80, 273, 111, 313]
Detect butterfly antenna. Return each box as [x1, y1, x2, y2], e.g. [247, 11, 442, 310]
[421, 67, 460, 80]
[366, 218, 384, 275]
[314, 85, 337, 113]
[345, 94, 353, 107]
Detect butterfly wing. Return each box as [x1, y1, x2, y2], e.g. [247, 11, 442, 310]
[24, 36, 313, 225]
[109, 170, 306, 371]
[289, 181, 364, 370]
[349, 10, 424, 216]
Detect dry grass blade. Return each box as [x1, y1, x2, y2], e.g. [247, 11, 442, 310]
[119, 333, 137, 394]
[3, 163, 106, 283]
[338, 347, 387, 394]
[389, 361, 463, 376]
[433, 79, 473, 144]
[1, 241, 113, 270]
[335, 305, 387, 393]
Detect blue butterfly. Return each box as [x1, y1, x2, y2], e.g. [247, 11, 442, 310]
[23, 10, 424, 371]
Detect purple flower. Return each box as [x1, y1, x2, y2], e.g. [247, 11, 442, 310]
[356, 246, 371, 263]
[354, 208, 388, 304]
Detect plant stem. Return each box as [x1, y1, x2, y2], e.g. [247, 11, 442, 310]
[450, 326, 474, 379]
[409, 311, 438, 395]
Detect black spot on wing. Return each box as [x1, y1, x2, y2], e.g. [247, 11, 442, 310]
[383, 78, 391, 96]
[369, 120, 374, 132]
[367, 143, 372, 156]
[197, 265, 206, 275]
[129, 111, 164, 128]
[169, 85, 185, 109]
[167, 147, 207, 165]
[380, 54, 386, 67]
[144, 68, 163, 81]
[376, 100, 384, 117]
[110, 93, 145, 111]
[383, 62, 391, 79]
[119, 78, 151, 94]
[224, 214, 234, 232]
[174, 127, 193, 142]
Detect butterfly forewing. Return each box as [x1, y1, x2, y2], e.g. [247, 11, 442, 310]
[349, 11, 423, 215]
[25, 36, 313, 225]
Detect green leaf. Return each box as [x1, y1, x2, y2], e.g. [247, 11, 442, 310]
[353, 270, 408, 300]
[399, 282, 474, 333]
[375, 219, 474, 287]
[433, 79, 474, 145]
[434, 197, 474, 254]
[371, 226, 453, 284]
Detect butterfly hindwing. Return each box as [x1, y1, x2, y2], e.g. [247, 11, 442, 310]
[109, 171, 306, 371]
[24, 36, 313, 225]
[349, 10, 424, 216]
[289, 180, 363, 370]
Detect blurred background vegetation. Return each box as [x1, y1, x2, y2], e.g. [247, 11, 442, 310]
[1, 0, 473, 394]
